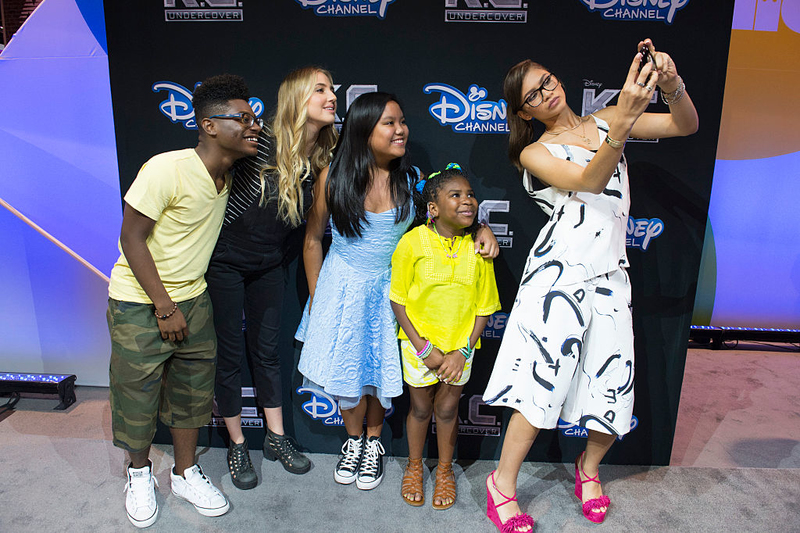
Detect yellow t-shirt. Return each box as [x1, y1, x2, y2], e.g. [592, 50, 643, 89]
[389, 224, 501, 352]
[108, 149, 231, 303]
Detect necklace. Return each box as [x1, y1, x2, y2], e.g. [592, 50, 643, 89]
[545, 116, 593, 146]
[432, 222, 464, 259]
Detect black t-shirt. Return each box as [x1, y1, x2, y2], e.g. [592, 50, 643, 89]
[215, 129, 314, 268]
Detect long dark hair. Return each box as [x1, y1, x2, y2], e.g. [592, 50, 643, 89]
[326, 92, 414, 238]
[504, 59, 546, 171]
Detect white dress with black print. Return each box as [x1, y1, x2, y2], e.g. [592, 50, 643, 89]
[483, 115, 635, 436]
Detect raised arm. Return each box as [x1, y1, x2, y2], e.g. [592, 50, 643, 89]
[524, 50, 665, 194]
[119, 204, 188, 341]
[601, 39, 699, 140]
[303, 166, 331, 305]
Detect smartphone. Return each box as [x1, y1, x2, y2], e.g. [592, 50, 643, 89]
[638, 46, 653, 72]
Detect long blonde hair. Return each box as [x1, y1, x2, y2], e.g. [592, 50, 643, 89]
[260, 67, 338, 227]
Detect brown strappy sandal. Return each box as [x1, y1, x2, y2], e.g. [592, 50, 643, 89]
[401, 458, 425, 507]
[432, 461, 456, 510]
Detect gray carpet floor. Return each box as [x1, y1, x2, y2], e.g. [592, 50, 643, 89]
[2, 422, 798, 532]
[2, 344, 800, 532]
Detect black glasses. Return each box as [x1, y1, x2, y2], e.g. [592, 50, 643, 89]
[522, 74, 560, 109]
[208, 112, 263, 128]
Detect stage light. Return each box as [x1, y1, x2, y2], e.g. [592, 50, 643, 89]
[0, 373, 77, 410]
[689, 325, 800, 348]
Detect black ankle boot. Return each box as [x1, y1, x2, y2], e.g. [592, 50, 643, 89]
[263, 428, 311, 474]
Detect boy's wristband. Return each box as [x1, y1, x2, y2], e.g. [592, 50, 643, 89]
[155, 302, 178, 320]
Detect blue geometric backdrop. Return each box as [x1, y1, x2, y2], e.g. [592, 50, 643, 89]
[0, 0, 118, 385]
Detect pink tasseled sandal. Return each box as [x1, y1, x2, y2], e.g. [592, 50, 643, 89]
[574, 452, 611, 524]
[485, 470, 534, 532]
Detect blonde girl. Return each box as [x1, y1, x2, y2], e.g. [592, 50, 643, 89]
[206, 67, 338, 489]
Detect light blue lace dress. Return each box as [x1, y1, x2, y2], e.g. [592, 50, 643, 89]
[296, 202, 414, 410]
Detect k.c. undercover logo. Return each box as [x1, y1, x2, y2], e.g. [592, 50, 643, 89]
[444, 0, 528, 23]
[164, 0, 244, 22]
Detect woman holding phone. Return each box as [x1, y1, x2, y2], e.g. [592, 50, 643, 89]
[483, 39, 697, 530]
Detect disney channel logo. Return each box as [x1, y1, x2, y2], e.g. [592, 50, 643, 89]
[579, 0, 689, 25]
[294, 0, 396, 19]
[444, 0, 528, 24]
[483, 312, 508, 340]
[152, 80, 264, 130]
[296, 386, 394, 426]
[424, 83, 509, 134]
[557, 416, 638, 441]
[163, 0, 243, 22]
[626, 216, 663, 251]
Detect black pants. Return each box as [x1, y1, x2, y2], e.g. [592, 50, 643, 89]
[206, 239, 286, 417]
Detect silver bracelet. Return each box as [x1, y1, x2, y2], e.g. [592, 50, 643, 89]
[660, 77, 686, 105]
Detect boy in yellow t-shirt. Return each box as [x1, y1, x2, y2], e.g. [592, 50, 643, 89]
[390, 163, 501, 511]
[107, 74, 263, 528]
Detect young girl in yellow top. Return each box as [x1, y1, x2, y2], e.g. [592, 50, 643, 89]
[390, 163, 501, 511]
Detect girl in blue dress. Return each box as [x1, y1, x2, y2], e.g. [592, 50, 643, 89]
[297, 92, 417, 491]
[297, 92, 498, 491]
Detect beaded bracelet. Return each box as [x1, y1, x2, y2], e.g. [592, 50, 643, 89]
[660, 77, 686, 105]
[154, 301, 178, 320]
[416, 341, 434, 360]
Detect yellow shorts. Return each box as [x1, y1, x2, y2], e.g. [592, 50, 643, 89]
[400, 339, 472, 388]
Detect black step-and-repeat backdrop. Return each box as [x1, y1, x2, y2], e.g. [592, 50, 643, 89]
[105, 1, 733, 466]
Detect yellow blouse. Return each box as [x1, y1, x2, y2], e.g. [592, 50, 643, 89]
[389, 225, 501, 352]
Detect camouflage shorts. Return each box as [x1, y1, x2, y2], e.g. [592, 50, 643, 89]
[107, 291, 216, 453]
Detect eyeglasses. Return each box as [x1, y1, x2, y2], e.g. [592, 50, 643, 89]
[522, 74, 560, 109]
[208, 112, 263, 128]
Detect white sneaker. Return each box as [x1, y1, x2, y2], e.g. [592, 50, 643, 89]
[170, 464, 230, 517]
[125, 462, 158, 528]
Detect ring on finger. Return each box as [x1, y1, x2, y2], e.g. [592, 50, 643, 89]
[645, 85, 653, 91]
[636, 81, 646, 87]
